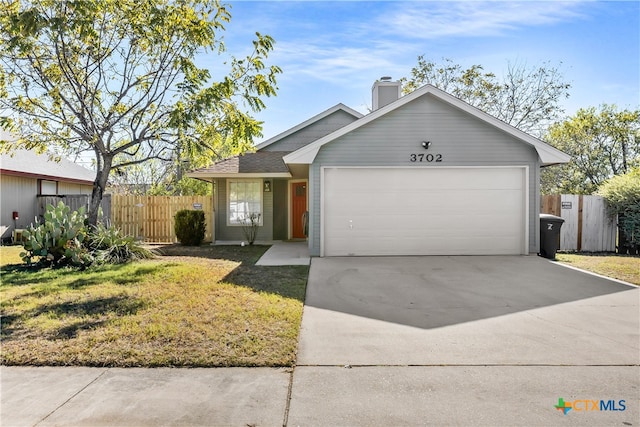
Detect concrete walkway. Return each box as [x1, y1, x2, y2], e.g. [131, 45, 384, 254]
[2, 256, 638, 426]
[255, 241, 310, 266]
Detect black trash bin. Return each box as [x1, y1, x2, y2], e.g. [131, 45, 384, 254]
[539, 214, 565, 259]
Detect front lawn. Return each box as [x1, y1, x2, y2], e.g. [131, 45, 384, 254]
[556, 253, 639, 286]
[0, 244, 308, 367]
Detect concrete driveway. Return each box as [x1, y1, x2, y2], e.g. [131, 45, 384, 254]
[289, 255, 639, 425]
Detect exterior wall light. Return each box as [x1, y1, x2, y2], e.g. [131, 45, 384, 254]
[421, 141, 431, 149]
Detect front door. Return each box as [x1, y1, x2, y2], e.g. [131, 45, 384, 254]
[291, 182, 307, 239]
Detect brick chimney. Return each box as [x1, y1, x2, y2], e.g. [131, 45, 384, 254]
[372, 76, 402, 110]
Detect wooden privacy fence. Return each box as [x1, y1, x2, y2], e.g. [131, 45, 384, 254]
[37, 194, 111, 224]
[541, 194, 616, 252]
[110, 195, 213, 243]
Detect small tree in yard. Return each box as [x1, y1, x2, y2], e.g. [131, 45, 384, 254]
[240, 212, 261, 245]
[598, 167, 640, 253]
[0, 0, 280, 226]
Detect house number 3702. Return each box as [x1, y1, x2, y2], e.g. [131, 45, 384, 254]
[409, 153, 443, 162]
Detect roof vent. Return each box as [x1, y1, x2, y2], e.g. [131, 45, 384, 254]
[380, 76, 392, 81]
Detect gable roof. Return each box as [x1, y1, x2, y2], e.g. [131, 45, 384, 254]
[284, 84, 571, 166]
[255, 103, 363, 151]
[188, 151, 292, 179]
[0, 149, 95, 184]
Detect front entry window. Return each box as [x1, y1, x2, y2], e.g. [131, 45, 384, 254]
[228, 179, 263, 225]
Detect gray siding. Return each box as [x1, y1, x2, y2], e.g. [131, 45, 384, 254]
[214, 178, 274, 242]
[272, 179, 288, 240]
[0, 175, 38, 236]
[309, 94, 540, 256]
[0, 175, 93, 239]
[261, 110, 359, 152]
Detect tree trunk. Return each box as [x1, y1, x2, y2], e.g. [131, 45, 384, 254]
[88, 156, 113, 227]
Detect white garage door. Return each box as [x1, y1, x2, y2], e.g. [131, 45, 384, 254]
[322, 167, 527, 256]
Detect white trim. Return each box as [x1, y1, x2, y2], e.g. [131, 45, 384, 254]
[523, 165, 530, 256]
[284, 85, 571, 166]
[287, 179, 309, 240]
[320, 169, 326, 257]
[255, 104, 363, 151]
[211, 179, 219, 243]
[226, 178, 264, 227]
[320, 165, 529, 257]
[188, 172, 291, 179]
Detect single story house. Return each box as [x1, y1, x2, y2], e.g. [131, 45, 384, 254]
[0, 145, 95, 240]
[189, 79, 570, 257]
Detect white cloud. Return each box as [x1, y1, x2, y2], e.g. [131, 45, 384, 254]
[271, 40, 407, 84]
[378, 1, 588, 39]
[244, 1, 590, 85]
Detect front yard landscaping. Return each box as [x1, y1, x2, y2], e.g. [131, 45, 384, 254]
[1, 244, 636, 368]
[0, 244, 308, 367]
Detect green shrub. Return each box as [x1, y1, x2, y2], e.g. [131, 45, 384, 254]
[174, 210, 206, 246]
[598, 168, 640, 247]
[88, 223, 155, 264]
[21, 201, 93, 267]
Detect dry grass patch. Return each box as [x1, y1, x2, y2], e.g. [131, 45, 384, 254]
[0, 245, 23, 266]
[556, 253, 639, 286]
[1, 245, 308, 367]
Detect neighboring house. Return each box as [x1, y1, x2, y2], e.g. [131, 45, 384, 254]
[0, 146, 95, 240]
[189, 79, 570, 257]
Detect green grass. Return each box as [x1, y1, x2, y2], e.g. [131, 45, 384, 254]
[556, 253, 640, 286]
[0, 245, 23, 266]
[1, 244, 308, 367]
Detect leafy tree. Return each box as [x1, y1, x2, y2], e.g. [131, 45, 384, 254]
[148, 176, 212, 196]
[0, 0, 280, 225]
[597, 167, 640, 249]
[543, 105, 640, 194]
[401, 55, 570, 136]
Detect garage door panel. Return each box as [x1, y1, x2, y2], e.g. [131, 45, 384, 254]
[327, 193, 521, 217]
[326, 212, 520, 234]
[323, 167, 526, 256]
[326, 168, 524, 191]
[326, 236, 522, 256]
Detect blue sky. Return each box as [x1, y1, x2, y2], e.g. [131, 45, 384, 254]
[202, 0, 639, 143]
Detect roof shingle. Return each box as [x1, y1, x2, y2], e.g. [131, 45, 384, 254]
[191, 151, 291, 175]
[0, 149, 95, 183]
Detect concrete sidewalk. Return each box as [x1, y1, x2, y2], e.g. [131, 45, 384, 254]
[3, 365, 638, 426]
[1, 367, 291, 427]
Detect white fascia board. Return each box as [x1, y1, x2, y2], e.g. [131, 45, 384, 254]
[255, 104, 363, 151]
[284, 84, 571, 166]
[186, 172, 292, 179]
